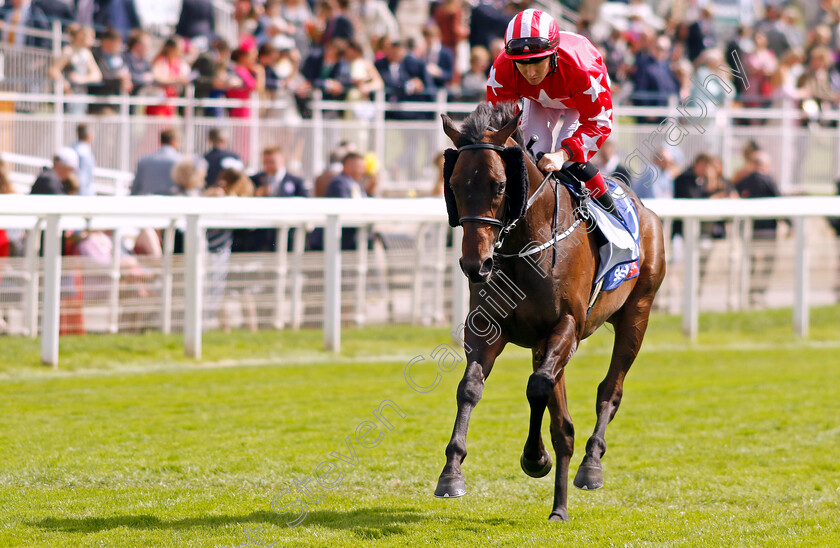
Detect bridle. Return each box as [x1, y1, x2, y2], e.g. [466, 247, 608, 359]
[453, 141, 579, 260]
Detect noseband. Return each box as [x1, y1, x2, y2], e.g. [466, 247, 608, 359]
[453, 142, 555, 250]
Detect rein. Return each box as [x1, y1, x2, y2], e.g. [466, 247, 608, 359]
[453, 142, 585, 262]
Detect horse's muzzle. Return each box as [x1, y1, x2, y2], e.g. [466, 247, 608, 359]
[459, 256, 494, 284]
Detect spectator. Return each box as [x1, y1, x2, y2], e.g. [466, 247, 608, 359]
[326, 151, 368, 249]
[724, 25, 754, 98]
[31, 147, 78, 195]
[249, 146, 308, 251]
[315, 0, 354, 47]
[797, 46, 840, 122]
[731, 139, 762, 186]
[130, 129, 183, 196]
[458, 45, 490, 102]
[0, 159, 16, 260]
[258, 42, 282, 94]
[415, 23, 455, 91]
[256, 0, 295, 48]
[593, 140, 631, 186]
[686, 6, 716, 63]
[175, 0, 215, 47]
[192, 38, 233, 117]
[204, 128, 242, 188]
[204, 165, 255, 330]
[768, 48, 807, 106]
[632, 146, 676, 200]
[314, 140, 357, 197]
[280, 0, 314, 59]
[147, 37, 191, 117]
[91, 27, 131, 113]
[227, 43, 265, 118]
[469, 0, 513, 50]
[735, 150, 783, 306]
[300, 37, 352, 101]
[356, 0, 399, 54]
[432, 0, 469, 76]
[744, 31, 777, 109]
[71, 124, 96, 196]
[124, 30, 154, 97]
[1, 0, 60, 49]
[672, 153, 711, 237]
[171, 155, 209, 197]
[345, 39, 383, 103]
[689, 49, 732, 107]
[234, 0, 261, 41]
[375, 39, 432, 118]
[631, 33, 679, 108]
[92, 0, 141, 39]
[49, 24, 102, 114]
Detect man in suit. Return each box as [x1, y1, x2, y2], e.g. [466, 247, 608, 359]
[175, 0, 215, 43]
[300, 38, 352, 101]
[243, 146, 309, 252]
[253, 146, 307, 198]
[374, 39, 433, 119]
[327, 152, 367, 250]
[130, 129, 182, 196]
[204, 128, 241, 187]
[415, 24, 455, 91]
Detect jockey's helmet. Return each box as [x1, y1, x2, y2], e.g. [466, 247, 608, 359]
[504, 9, 560, 63]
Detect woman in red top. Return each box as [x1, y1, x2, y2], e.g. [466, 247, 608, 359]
[147, 37, 191, 117]
[226, 43, 266, 118]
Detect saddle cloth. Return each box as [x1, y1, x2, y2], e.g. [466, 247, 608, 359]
[588, 179, 641, 291]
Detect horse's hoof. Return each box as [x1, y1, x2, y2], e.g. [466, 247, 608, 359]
[573, 464, 604, 490]
[548, 509, 569, 522]
[520, 449, 552, 478]
[434, 475, 466, 498]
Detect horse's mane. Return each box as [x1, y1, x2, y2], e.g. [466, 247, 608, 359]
[456, 102, 523, 148]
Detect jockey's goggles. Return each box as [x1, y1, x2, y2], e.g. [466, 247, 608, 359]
[505, 37, 558, 59]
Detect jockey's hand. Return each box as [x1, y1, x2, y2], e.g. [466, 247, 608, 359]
[537, 150, 569, 173]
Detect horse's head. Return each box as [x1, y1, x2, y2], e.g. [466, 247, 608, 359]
[441, 109, 529, 284]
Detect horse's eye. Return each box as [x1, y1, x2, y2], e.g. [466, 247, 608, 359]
[496, 181, 506, 194]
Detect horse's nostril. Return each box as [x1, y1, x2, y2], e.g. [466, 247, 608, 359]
[479, 257, 494, 276]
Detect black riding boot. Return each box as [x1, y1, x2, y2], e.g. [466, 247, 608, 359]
[594, 191, 623, 221]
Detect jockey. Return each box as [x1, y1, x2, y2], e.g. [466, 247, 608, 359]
[487, 8, 619, 216]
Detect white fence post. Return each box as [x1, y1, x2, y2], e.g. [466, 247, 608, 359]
[273, 226, 290, 329]
[793, 217, 809, 337]
[24, 219, 44, 338]
[41, 214, 62, 367]
[324, 214, 341, 352]
[185, 85, 196, 157]
[161, 220, 176, 335]
[290, 224, 306, 330]
[249, 92, 260, 171]
[450, 226, 468, 330]
[184, 215, 204, 358]
[682, 217, 700, 340]
[108, 229, 122, 333]
[355, 225, 369, 326]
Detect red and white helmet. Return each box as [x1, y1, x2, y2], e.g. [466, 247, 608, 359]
[504, 9, 560, 61]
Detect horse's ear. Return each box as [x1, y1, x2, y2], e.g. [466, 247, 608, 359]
[441, 114, 461, 145]
[442, 148, 460, 227]
[501, 146, 528, 221]
[494, 109, 522, 145]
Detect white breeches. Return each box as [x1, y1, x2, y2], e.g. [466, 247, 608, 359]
[520, 98, 580, 157]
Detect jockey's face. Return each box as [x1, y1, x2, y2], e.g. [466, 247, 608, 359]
[514, 57, 551, 86]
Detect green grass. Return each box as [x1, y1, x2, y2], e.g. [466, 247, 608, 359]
[1, 307, 839, 547]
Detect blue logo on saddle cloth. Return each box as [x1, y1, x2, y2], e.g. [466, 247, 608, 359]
[590, 179, 641, 292]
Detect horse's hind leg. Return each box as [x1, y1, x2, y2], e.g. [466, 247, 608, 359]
[547, 370, 574, 521]
[574, 294, 654, 490]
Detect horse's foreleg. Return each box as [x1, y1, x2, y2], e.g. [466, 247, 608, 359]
[434, 337, 505, 498]
[521, 317, 578, 514]
[547, 370, 574, 521]
[575, 295, 653, 491]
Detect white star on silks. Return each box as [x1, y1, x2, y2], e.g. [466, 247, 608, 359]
[536, 89, 568, 109]
[588, 106, 612, 129]
[487, 67, 503, 97]
[581, 133, 600, 155]
[583, 73, 607, 102]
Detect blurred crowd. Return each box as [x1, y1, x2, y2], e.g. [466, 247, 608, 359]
[0, 0, 837, 119]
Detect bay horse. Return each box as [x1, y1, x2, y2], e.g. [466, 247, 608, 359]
[435, 103, 666, 521]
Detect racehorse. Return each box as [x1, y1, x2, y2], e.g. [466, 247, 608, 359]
[435, 102, 666, 521]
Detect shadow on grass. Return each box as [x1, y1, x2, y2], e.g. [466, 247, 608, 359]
[32, 506, 517, 539]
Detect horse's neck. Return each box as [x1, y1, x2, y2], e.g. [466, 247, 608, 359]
[516, 155, 576, 243]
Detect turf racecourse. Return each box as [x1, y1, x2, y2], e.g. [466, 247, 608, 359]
[1, 307, 839, 547]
